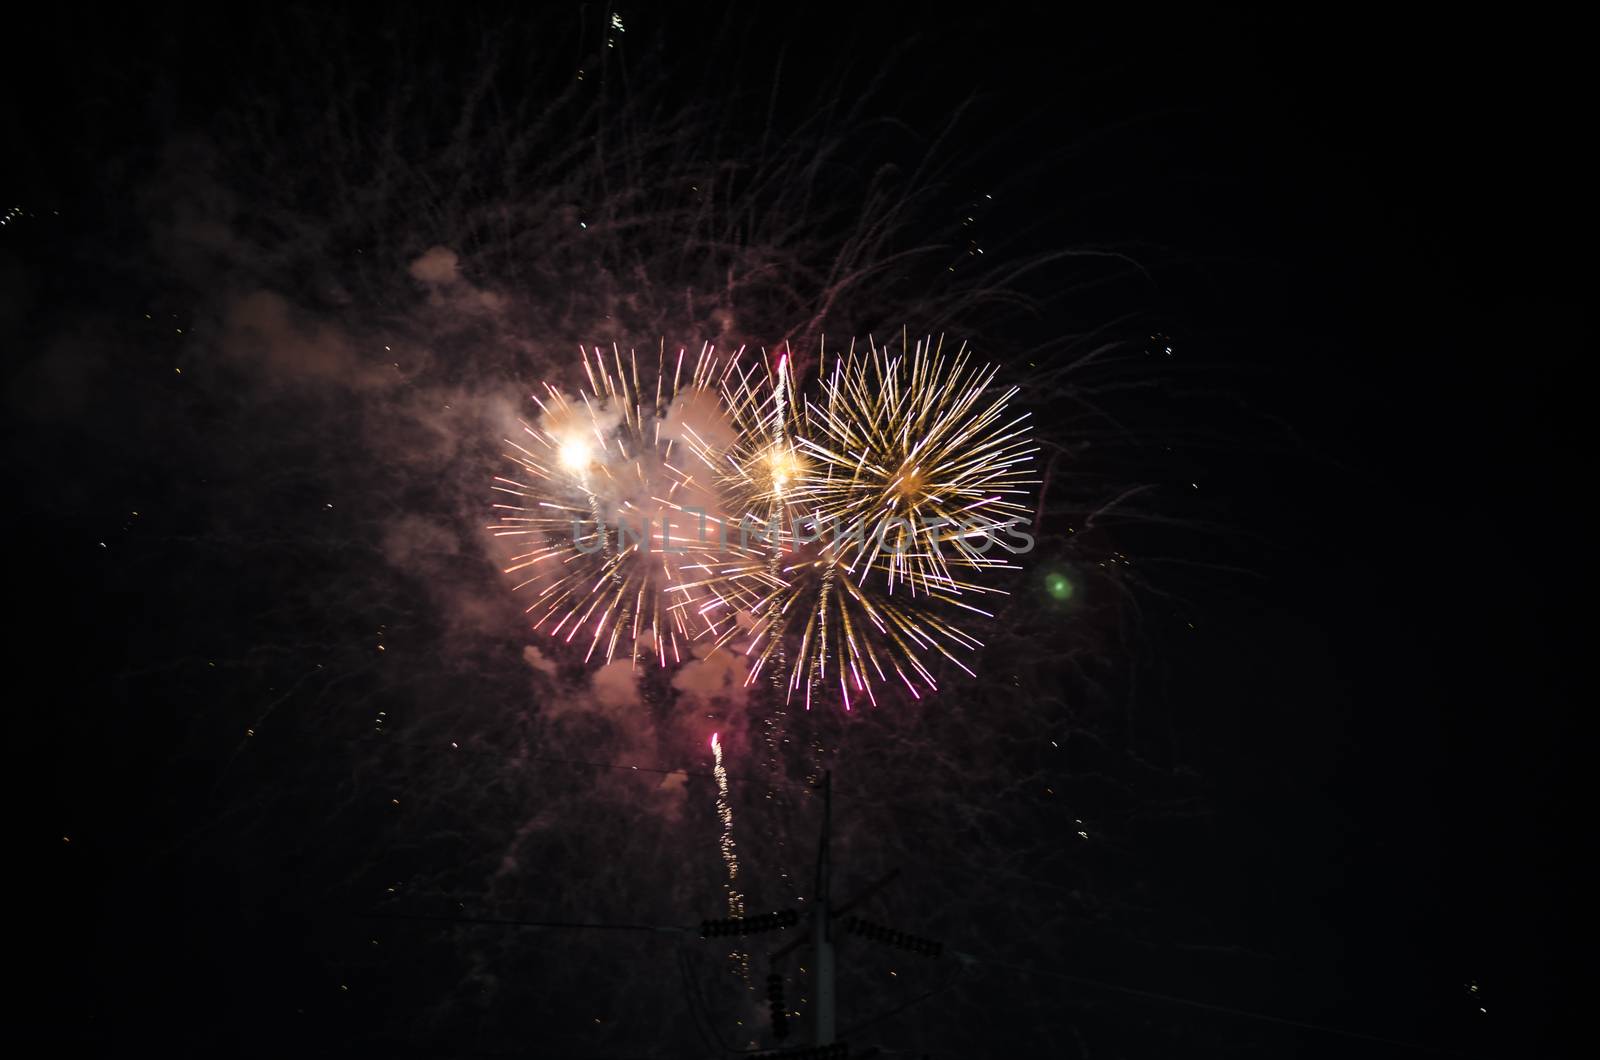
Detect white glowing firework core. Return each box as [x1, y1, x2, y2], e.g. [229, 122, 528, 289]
[557, 436, 593, 472]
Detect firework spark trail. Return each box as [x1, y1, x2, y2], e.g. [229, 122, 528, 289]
[710, 732, 750, 981]
[713, 350, 805, 885]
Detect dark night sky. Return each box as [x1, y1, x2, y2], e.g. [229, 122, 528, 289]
[5, 5, 1581, 1057]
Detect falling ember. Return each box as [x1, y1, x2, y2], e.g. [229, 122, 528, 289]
[710, 732, 749, 979]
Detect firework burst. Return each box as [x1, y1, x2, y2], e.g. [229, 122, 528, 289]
[492, 334, 1036, 706]
[729, 335, 1038, 707]
[802, 333, 1037, 587]
[489, 343, 762, 667]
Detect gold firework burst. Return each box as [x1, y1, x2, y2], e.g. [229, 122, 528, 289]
[728, 335, 1037, 707]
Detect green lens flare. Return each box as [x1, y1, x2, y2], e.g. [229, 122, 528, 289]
[1045, 571, 1074, 601]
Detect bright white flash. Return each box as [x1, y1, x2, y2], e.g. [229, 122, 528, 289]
[558, 437, 592, 472]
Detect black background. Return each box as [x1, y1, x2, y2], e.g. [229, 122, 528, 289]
[5, 4, 1581, 1056]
